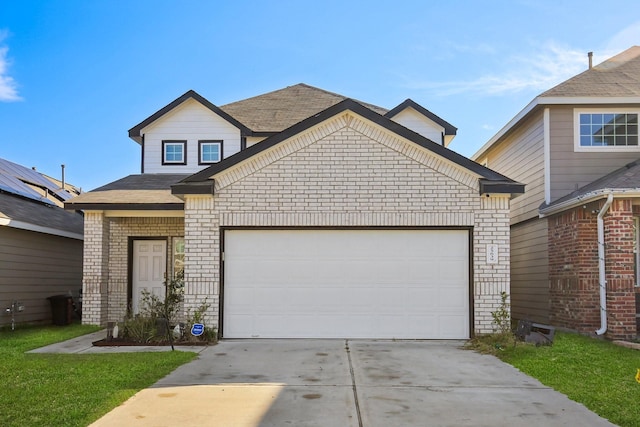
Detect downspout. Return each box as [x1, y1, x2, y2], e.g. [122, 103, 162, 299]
[595, 193, 614, 335]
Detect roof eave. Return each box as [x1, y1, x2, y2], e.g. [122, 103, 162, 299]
[128, 90, 252, 142]
[539, 189, 640, 217]
[473, 95, 640, 161]
[479, 179, 525, 196]
[171, 180, 215, 197]
[64, 202, 184, 211]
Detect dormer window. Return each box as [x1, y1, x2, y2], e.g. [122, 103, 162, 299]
[199, 140, 223, 164]
[162, 141, 187, 165]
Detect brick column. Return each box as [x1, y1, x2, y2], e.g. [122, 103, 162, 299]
[604, 199, 636, 339]
[82, 211, 109, 325]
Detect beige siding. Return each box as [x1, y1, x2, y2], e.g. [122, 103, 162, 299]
[0, 227, 83, 326]
[483, 110, 545, 224]
[141, 98, 242, 174]
[510, 218, 549, 322]
[389, 107, 444, 144]
[549, 105, 640, 202]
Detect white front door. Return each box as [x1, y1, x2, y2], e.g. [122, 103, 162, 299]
[132, 240, 167, 314]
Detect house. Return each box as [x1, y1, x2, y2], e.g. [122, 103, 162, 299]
[472, 46, 640, 340]
[0, 158, 84, 326]
[66, 83, 523, 339]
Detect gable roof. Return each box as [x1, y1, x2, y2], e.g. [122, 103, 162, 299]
[473, 46, 640, 160]
[128, 84, 389, 142]
[385, 99, 457, 136]
[173, 99, 523, 196]
[539, 158, 640, 216]
[128, 90, 251, 143]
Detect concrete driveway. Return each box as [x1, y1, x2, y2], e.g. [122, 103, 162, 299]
[90, 340, 614, 427]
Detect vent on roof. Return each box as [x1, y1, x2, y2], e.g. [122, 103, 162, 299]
[588, 51, 593, 69]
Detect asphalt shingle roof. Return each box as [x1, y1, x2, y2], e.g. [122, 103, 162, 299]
[0, 192, 84, 235]
[219, 83, 388, 133]
[66, 174, 188, 207]
[541, 46, 640, 98]
[541, 158, 640, 210]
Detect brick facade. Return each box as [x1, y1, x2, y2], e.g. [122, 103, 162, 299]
[82, 111, 513, 337]
[183, 112, 512, 336]
[549, 199, 637, 340]
[82, 215, 184, 325]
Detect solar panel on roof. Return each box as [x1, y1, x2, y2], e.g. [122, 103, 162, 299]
[0, 157, 65, 205]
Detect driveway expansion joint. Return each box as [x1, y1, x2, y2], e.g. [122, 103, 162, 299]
[345, 339, 364, 427]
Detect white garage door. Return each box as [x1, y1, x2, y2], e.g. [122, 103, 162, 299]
[223, 229, 469, 339]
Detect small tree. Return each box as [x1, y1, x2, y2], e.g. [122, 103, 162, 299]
[491, 291, 511, 334]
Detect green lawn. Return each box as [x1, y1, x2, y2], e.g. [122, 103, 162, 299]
[0, 324, 196, 427]
[496, 332, 640, 427]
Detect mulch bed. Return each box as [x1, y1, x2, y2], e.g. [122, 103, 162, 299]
[92, 339, 214, 347]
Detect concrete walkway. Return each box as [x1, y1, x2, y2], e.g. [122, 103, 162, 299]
[77, 339, 615, 427]
[28, 330, 208, 354]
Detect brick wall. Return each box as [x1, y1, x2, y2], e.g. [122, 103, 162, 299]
[82, 215, 184, 325]
[184, 112, 512, 336]
[549, 198, 637, 340]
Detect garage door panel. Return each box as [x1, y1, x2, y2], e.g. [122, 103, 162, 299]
[223, 229, 469, 339]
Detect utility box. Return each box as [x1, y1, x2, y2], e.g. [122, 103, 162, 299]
[47, 295, 73, 326]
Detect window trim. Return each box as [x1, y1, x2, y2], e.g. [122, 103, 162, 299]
[198, 140, 223, 165]
[162, 140, 187, 165]
[573, 108, 640, 152]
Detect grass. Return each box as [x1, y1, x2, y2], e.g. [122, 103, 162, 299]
[0, 323, 197, 427]
[478, 332, 640, 427]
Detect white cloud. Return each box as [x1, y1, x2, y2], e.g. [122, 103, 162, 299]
[0, 31, 20, 102]
[404, 41, 588, 97]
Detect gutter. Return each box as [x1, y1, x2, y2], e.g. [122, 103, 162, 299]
[539, 189, 640, 218]
[595, 193, 614, 336]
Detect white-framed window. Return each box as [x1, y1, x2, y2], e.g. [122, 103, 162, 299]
[162, 140, 187, 165]
[198, 140, 223, 165]
[574, 109, 639, 152]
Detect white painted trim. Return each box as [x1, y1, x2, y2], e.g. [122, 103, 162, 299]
[573, 108, 640, 152]
[543, 108, 551, 204]
[539, 189, 640, 217]
[0, 217, 83, 240]
[540, 96, 640, 105]
[103, 210, 184, 218]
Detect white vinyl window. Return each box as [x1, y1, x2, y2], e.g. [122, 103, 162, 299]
[574, 109, 639, 152]
[162, 141, 187, 165]
[199, 140, 223, 164]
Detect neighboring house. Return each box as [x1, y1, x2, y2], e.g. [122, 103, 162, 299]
[473, 46, 640, 340]
[0, 158, 84, 326]
[66, 83, 523, 339]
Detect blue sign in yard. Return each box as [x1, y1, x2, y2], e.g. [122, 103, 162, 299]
[191, 323, 204, 337]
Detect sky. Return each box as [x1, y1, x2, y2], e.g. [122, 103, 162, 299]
[1, 1, 639, 191]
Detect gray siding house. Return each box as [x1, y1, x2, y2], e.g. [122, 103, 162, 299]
[0, 158, 84, 326]
[473, 46, 640, 339]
